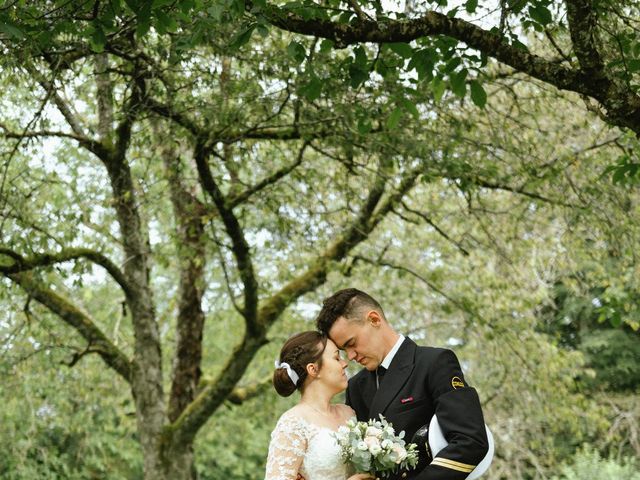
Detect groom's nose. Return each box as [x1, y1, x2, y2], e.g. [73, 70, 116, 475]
[347, 349, 357, 361]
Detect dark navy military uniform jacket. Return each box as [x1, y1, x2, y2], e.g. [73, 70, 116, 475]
[345, 337, 489, 480]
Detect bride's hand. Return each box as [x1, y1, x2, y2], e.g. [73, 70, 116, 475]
[347, 474, 376, 480]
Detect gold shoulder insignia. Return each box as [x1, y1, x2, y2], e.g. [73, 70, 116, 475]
[451, 376, 465, 389]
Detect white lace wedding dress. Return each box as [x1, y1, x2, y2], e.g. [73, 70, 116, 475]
[265, 410, 351, 480]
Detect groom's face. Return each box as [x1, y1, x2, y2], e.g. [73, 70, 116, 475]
[328, 312, 385, 371]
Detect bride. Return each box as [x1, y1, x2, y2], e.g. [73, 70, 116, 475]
[265, 331, 374, 480]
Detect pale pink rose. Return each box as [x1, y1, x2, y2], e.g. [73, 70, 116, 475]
[392, 444, 408, 463]
[365, 436, 382, 455]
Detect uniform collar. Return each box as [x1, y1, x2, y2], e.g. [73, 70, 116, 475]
[380, 334, 405, 370]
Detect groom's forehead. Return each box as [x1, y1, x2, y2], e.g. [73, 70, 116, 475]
[330, 320, 359, 349]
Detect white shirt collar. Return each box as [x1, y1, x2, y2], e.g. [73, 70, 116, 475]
[380, 334, 405, 370]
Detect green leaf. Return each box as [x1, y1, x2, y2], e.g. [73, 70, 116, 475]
[470, 80, 487, 108]
[528, 5, 553, 26]
[628, 59, 640, 73]
[357, 117, 372, 134]
[320, 39, 334, 54]
[388, 42, 413, 59]
[135, 1, 152, 38]
[432, 77, 446, 103]
[230, 0, 246, 17]
[465, 0, 478, 13]
[408, 48, 437, 80]
[348, 65, 368, 88]
[609, 311, 622, 328]
[507, 0, 527, 13]
[400, 98, 419, 119]
[229, 24, 256, 50]
[386, 107, 403, 130]
[90, 25, 107, 52]
[0, 19, 25, 39]
[443, 56, 462, 74]
[287, 41, 307, 64]
[155, 10, 178, 33]
[449, 69, 468, 98]
[299, 75, 323, 101]
[354, 45, 368, 67]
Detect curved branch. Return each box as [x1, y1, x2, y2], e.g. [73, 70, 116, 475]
[194, 142, 260, 334]
[225, 375, 272, 405]
[168, 161, 422, 446]
[5, 271, 131, 382]
[0, 123, 110, 159]
[227, 141, 309, 209]
[0, 247, 133, 299]
[259, 2, 640, 132]
[350, 254, 478, 317]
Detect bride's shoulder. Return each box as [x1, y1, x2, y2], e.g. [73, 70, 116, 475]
[276, 406, 311, 426]
[334, 403, 356, 421]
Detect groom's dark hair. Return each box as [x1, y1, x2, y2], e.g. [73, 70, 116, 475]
[316, 288, 385, 335]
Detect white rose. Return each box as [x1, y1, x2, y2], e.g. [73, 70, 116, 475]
[357, 441, 368, 451]
[338, 426, 350, 435]
[366, 426, 382, 437]
[381, 439, 394, 450]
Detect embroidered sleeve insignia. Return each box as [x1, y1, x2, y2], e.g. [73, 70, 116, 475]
[451, 376, 465, 389]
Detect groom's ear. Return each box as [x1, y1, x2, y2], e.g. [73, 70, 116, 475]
[367, 310, 383, 327]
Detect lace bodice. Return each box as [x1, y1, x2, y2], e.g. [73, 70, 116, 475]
[265, 410, 350, 480]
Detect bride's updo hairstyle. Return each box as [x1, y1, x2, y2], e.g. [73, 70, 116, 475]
[273, 331, 328, 397]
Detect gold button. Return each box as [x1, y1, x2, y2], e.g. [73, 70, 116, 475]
[402, 474, 407, 478]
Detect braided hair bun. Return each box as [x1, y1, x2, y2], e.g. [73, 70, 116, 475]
[273, 331, 327, 397]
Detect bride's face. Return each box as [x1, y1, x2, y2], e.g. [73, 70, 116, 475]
[317, 339, 349, 392]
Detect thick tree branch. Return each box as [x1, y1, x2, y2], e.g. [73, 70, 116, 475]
[157, 125, 208, 423]
[225, 376, 272, 405]
[148, 96, 342, 145]
[0, 247, 133, 298]
[194, 142, 260, 335]
[168, 161, 422, 446]
[565, 0, 605, 74]
[95, 53, 114, 141]
[259, 2, 640, 133]
[0, 123, 109, 158]
[4, 271, 131, 382]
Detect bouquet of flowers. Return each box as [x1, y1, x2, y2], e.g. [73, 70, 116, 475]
[334, 415, 419, 478]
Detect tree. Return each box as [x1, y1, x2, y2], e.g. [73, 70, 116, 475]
[1, 1, 639, 478]
[0, 3, 435, 478]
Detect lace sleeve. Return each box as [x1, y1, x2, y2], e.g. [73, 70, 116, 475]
[265, 413, 308, 480]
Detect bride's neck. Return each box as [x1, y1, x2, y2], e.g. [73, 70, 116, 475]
[299, 384, 334, 412]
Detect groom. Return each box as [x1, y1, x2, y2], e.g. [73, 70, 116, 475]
[316, 288, 488, 480]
